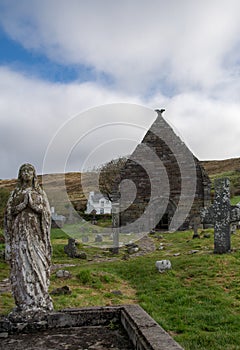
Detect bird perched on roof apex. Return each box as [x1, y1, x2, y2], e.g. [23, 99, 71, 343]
[155, 108, 165, 114]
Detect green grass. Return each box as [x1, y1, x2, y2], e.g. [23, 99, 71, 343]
[210, 170, 240, 185]
[51, 228, 70, 240]
[0, 261, 9, 281]
[96, 231, 240, 349]
[231, 196, 240, 205]
[1, 228, 240, 349]
[209, 170, 240, 197]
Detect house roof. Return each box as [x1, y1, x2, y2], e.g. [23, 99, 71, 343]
[52, 213, 66, 221]
[90, 192, 105, 203]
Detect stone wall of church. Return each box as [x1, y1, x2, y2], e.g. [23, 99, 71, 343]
[114, 111, 211, 232]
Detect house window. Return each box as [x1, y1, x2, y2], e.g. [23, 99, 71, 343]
[100, 201, 104, 207]
[100, 208, 104, 214]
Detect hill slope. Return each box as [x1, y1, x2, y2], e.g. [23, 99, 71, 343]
[0, 157, 240, 217]
[201, 158, 240, 197]
[201, 157, 240, 175]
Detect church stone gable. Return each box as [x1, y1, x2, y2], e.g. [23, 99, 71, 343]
[115, 110, 211, 232]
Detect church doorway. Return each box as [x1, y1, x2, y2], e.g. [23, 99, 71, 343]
[156, 213, 169, 230]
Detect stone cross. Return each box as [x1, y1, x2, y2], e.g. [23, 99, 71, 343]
[201, 178, 240, 254]
[111, 202, 119, 254]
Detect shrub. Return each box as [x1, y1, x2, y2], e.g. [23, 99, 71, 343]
[0, 188, 10, 228]
[76, 269, 92, 284]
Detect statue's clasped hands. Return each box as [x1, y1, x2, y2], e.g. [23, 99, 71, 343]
[13, 190, 42, 215]
[26, 190, 43, 213]
[23, 190, 30, 205]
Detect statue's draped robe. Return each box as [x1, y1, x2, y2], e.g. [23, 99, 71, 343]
[5, 187, 53, 312]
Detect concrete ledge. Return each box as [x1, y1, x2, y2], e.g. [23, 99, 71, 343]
[0, 305, 184, 349]
[121, 305, 184, 350]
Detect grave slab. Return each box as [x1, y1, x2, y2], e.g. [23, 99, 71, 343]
[0, 305, 184, 350]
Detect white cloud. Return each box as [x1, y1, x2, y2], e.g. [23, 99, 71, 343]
[0, 67, 240, 180]
[0, 1, 240, 179]
[1, 0, 240, 93]
[162, 92, 240, 160]
[0, 66, 145, 178]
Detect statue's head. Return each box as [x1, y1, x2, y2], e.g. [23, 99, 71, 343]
[18, 163, 38, 188]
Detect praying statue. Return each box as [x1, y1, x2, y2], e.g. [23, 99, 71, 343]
[4, 163, 53, 316]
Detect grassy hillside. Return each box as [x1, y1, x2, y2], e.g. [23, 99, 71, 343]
[0, 158, 240, 227]
[201, 158, 240, 175]
[0, 172, 99, 227]
[1, 228, 240, 349]
[201, 158, 240, 198]
[0, 171, 99, 210]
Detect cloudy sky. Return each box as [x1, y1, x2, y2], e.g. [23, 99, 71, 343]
[0, 0, 240, 179]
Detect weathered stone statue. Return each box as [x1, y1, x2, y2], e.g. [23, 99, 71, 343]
[4, 163, 53, 317]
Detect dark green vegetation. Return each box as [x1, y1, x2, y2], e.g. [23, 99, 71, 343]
[201, 158, 240, 203]
[232, 196, 240, 206]
[1, 228, 240, 349]
[210, 170, 240, 198]
[0, 188, 10, 228]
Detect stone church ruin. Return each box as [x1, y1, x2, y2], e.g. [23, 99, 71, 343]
[113, 109, 211, 232]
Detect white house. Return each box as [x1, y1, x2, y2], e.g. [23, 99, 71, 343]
[85, 191, 112, 215]
[51, 207, 66, 228]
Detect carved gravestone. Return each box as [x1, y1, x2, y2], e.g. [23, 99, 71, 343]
[64, 238, 87, 259]
[201, 178, 240, 254]
[64, 238, 78, 258]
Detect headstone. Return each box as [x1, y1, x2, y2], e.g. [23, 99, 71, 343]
[82, 235, 89, 243]
[112, 202, 119, 254]
[4, 163, 53, 317]
[203, 232, 211, 238]
[201, 178, 240, 254]
[126, 243, 139, 254]
[56, 270, 72, 279]
[155, 260, 172, 273]
[237, 203, 240, 229]
[111, 290, 123, 296]
[64, 238, 86, 259]
[64, 238, 79, 258]
[95, 234, 103, 243]
[51, 285, 71, 295]
[129, 246, 139, 254]
[78, 251, 87, 259]
[91, 209, 97, 225]
[189, 250, 199, 254]
[192, 215, 201, 239]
